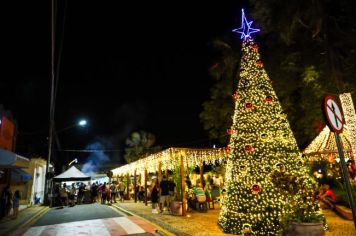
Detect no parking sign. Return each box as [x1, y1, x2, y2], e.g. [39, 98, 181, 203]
[323, 95, 356, 228]
[323, 95, 344, 133]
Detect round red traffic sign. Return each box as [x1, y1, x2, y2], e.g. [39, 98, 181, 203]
[323, 96, 344, 133]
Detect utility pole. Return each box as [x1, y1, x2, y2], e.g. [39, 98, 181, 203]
[44, 0, 56, 206]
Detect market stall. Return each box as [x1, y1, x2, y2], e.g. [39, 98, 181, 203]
[111, 147, 227, 216]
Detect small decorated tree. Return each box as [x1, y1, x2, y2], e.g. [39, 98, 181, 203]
[218, 9, 324, 235]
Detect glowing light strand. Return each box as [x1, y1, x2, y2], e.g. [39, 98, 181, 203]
[111, 147, 228, 176]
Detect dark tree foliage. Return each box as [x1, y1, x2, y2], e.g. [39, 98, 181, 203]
[199, 40, 240, 146]
[201, 0, 356, 149]
[124, 130, 156, 163]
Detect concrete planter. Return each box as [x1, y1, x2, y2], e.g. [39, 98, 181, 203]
[170, 201, 183, 216]
[286, 222, 324, 236]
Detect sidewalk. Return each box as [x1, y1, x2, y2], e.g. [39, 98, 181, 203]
[324, 209, 355, 236]
[0, 205, 48, 236]
[113, 200, 355, 236]
[113, 200, 229, 236]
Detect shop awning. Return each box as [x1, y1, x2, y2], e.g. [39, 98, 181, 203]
[11, 168, 33, 182]
[0, 148, 29, 168]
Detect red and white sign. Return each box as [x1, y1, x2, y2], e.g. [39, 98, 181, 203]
[323, 96, 344, 133]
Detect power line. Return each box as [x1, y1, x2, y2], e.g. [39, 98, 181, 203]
[56, 134, 229, 153]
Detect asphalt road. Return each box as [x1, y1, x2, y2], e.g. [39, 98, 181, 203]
[33, 203, 125, 226]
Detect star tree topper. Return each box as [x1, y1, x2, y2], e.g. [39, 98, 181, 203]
[232, 9, 260, 40]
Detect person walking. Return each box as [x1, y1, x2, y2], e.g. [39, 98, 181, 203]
[60, 183, 69, 206]
[98, 183, 103, 203]
[110, 182, 117, 203]
[91, 183, 98, 203]
[119, 181, 126, 202]
[101, 183, 107, 204]
[69, 183, 76, 207]
[168, 177, 176, 210]
[151, 181, 159, 214]
[77, 183, 85, 204]
[11, 190, 20, 219]
[159, 175, 170, 213]
[105, 183, 111, 205]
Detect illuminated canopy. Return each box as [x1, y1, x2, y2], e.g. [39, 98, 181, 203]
[303, 93, 356, 161]
[112, 147, 227, 176]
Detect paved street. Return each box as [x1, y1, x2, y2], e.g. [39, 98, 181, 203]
[9, 203, 158, 236]
[33, 203, 124, 226]
[22, 216, 157, 236]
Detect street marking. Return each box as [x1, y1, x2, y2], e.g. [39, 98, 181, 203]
[113, 217, 146, 234]
[111, 204, 174, 236]
[22, 225, 46, 236]
[22, 216, 153, 236]
[20, 206, 50, 230]
[128, 215, 158, 234]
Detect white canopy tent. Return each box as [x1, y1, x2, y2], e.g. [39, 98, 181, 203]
[53, 166, 91, 182]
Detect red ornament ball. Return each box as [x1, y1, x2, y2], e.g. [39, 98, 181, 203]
[251, 184, 261, 194]
[227, 128, 235, 135]
[265, 95, 273, 103]
[244, 145, 253, 152]
[256, 60, 263, 67]
[245, 102, 253, 109]
[232, 92, 239, 100]
[252, 44, 259, 51]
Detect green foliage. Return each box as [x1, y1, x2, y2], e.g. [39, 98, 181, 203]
[210, 164, 226, 180]
[172, 165, 182, 201]
[333, 179, 356, 207]
[248, 0, 356, 148]
[270, 169, 325, 226]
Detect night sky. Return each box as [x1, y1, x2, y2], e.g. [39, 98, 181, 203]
[1, 1, 244, 167]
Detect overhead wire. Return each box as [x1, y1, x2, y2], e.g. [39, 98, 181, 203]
[56, 133, 229, 153]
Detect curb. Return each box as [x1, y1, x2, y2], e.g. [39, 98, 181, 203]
[111, 204, 175, 236]
[110, 204, 133, 216]
[20, 206, 49, 229]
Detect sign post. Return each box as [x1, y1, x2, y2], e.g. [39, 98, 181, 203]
[323, 96, 356, 228]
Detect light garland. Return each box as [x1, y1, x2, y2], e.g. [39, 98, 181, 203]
[111, 147, 227, 177]
[340, 93, 356, 159]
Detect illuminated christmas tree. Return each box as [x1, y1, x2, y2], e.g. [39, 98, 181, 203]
[218, 9, 323, 235]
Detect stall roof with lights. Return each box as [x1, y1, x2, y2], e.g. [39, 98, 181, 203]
[303, 93, 356, 161]
[112, 147, 227, 176]
[303, 126, 353, 160]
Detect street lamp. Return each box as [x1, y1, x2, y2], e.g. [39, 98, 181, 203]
[78, 119, 87, 127]
[56, 119, 88, 134]
[68, 158, 78, 166]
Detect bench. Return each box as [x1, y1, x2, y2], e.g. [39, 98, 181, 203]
[335, 204, 353, 220]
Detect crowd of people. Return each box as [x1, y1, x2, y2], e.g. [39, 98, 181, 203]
[52, 180, 129, 207]
[145, 174, 225, 214]
[149, 175, 176, 214]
